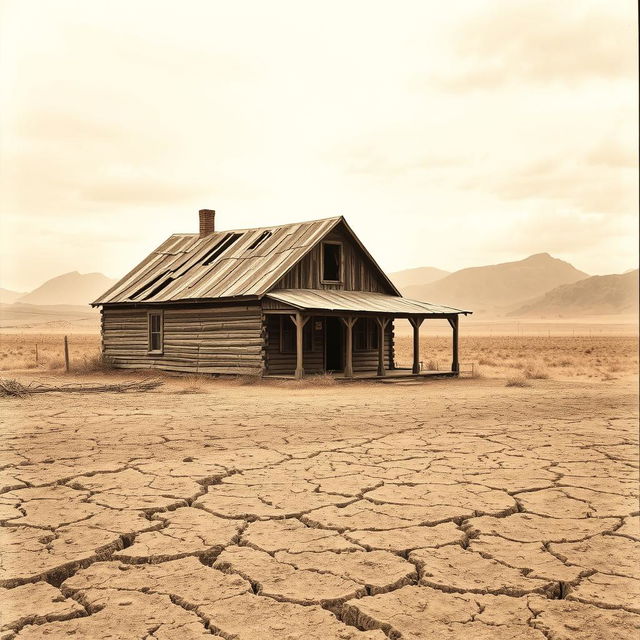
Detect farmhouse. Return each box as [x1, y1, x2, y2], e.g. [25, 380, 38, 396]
[92, 210, 470, 378]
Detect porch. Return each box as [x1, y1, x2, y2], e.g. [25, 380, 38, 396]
[262, 289, 471, 379]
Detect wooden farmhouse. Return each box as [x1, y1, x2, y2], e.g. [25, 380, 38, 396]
[93, 210, 471, 378]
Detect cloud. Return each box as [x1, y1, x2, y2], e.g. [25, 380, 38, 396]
[462, 142, 638, 216]
[436, 1, 637, 90]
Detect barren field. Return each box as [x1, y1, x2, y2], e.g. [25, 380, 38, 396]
[0, 336, 638, 639]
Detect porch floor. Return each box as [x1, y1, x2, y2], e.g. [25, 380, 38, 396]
[264, 368, 457, 381]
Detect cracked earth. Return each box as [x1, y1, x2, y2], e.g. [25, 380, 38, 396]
[1, 376, 638, 639]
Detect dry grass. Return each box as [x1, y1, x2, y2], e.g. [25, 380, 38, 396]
[505, 376, 532, 388]
[0, 333, 637, 383]
[394, 335, 638, 381]
[0, 334, 101, 372]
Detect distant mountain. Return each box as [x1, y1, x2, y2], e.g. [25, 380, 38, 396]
[0, 288, 27, 304]
[389, 266, 450, 290]
[510, 270, 639, 317]
[17, 272, 117, 307]
[403, 253, 589, 314]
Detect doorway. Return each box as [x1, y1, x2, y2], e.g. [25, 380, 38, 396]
[325, 317, 343, 371]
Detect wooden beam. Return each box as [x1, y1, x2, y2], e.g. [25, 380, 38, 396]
[409, 317, 424, 374]
[375, 317, 390, 377]
[341, 316, 357, 378]
[290, 313, 309, 379]
[448, 315, 459, 374]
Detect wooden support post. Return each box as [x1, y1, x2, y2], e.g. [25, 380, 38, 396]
[447, 315, 459, 374]
[63, 335, 70, 373]
[376, 317, 390, 377]
[290, 313, 309, 379]
[409, 317, 424, 374]
[35, 343, 39, 366]
[341, 316, 356, 378]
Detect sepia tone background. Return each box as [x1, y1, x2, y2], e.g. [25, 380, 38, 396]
[0, 0, 637, 296]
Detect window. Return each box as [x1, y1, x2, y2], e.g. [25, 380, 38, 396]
[280, 316, 314, 353]
[148, 311, 163, 353]
[321, 242, 342, 283]
[354, 318, 378, 351]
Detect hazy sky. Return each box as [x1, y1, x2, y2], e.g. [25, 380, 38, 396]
[1, 0, 637, 291]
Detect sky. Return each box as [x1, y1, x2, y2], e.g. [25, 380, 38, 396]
[0, 0, 637, 292]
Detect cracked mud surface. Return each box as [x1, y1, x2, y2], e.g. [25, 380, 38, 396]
[1, 376, 638, 638]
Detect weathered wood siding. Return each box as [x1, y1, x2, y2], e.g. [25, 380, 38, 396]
[264, 314, 393, 376]
[101, 303, 264, 375]
[273, 226, 396, 293]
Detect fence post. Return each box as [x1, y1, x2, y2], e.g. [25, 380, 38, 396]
[64, 336, 70, 372]
[35, 344, 39, 365]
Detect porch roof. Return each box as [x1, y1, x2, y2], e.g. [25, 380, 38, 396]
[265, 289, 471, 316]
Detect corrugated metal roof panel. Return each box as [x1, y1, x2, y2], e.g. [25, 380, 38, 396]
[266, 289, 472, 315]
[93, 217, 343, 304]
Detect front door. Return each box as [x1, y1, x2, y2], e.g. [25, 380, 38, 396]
[325, 317, 343, 372]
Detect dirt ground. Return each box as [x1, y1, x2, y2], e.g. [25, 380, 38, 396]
[0, 369, 638, 639]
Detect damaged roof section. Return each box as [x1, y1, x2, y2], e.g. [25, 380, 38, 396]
[93, 217, 344, 305]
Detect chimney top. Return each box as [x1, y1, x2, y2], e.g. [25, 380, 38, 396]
[199, 209, 215, 238]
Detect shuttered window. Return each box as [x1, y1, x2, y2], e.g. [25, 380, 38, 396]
[148, 311, 163, 353]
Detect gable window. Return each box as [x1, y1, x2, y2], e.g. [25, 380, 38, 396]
[321, 242, 342, 283]
[148, 311, 163, 353]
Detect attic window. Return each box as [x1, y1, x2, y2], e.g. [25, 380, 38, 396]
[202, 233, 242, 266]
[321, 242, 342, 283]
[248, 230, 272, 251]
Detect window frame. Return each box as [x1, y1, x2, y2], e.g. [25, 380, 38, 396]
[354, 318, 378, 351]
[279, 315, 315, 353]
[147, 310, 164, 355]
[320, 241, 344, 284]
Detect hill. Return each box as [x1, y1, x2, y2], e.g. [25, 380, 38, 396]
[510, 270, 639, 317]
[0, 288, 27, 304]
[17, 272, 116, 306]
[0, 303, 100, 333]
[389, 266, 450, 290]
[402, 253, 588, 314]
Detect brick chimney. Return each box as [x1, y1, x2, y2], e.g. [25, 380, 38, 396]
[199, 209, 215, 237]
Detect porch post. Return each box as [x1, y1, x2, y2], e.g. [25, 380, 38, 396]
[447, 315, 459, 374]
[341, 316, 356, 378]
[409, 317, 424, 374]
[291, 312, 309, 379]
[376, 317, 390, 377]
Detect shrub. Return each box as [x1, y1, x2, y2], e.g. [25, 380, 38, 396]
[505, 376, 531, 388]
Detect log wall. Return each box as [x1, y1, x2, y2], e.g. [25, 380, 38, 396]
[101, 303, 264, 375]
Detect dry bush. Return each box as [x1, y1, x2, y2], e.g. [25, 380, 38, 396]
[71, 354, 115, 374]
[278, 373, 338, 388]
[505, 376, 532, 388]
[231, 374, 261, 386]
[523, 362, 550, 379]
[177, 375, 207, 394]
[478, 357, 497, 366]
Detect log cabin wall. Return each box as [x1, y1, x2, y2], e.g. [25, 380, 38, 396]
[101, 303, 264, 375]
[263, 313, 393, 376]
[273, 226, 395, 293]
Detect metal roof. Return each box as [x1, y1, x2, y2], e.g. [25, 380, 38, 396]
[266, 289, 472, 316]
[93, 217, 348, 305]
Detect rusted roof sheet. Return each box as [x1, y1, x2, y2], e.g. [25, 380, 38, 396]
[266, 289, 472, 315]
[93, 217, 343, 305]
